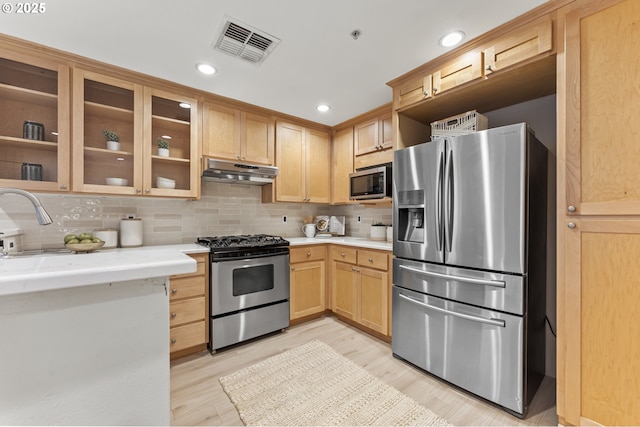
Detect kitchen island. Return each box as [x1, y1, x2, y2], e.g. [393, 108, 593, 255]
[0, 247, 196, 426]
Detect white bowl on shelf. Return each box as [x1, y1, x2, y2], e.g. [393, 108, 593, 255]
[157, 176, 176, 189]
[105, 177, 128, 186]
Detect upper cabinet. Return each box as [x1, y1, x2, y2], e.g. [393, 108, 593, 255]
[331, 126, 354, 204]
[431, 52, 483, 96]
[353, 110, 393, 170]
[0, 52, 70, 192]
[202, 101, 274, 166]
[72, 69, 199, 198]
[271, 121, 330, 203]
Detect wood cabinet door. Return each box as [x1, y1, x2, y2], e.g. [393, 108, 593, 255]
[378, 113, 393, 151]
[275, 121, 305, 202]
[432, 52, 483, 96]
[305, 128, 331, 203]
[202, 102, 241, 161]
[290, 260, 326, 320]
[331, 127, 353, 204]
[484, 16, 553, 75]
[332, 261, 358, 320]
[354, 118, 378, 156]
[562, 0, 640, 216]
[358, 267, 388, 335]
[394, 74, 432, 110]
[242, 112, 274, 165]
[0, 52, 71, 192]
[560, 219, 640, 426]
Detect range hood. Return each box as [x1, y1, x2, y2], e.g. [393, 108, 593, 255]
[202, 158, 277, 185]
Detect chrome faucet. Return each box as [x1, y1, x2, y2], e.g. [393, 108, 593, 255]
[0, 188, 53, 225]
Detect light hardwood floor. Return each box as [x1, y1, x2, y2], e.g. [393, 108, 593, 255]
[170, 316, 557, 426]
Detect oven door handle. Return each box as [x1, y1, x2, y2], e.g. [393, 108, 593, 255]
[398, 265, 506, 288]
[398, 293, 506, 327]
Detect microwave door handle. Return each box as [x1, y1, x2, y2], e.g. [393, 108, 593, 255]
[435, 150, 444, 252]
[398, 264, 506, 288]
[398, 293, 506, 327]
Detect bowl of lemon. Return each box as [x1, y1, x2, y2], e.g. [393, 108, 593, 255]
[64, 232, 105, 253]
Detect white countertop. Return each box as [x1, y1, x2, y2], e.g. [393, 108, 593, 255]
[0, 247, 197, 297]
[288, 237, 392, 251]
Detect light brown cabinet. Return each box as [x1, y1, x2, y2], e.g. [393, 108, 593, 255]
[331, 126, 354, 204]
[72, 69, 199, 198]
[353, 112, 393, 170]
[289, 246, 326, 320]
[169, 253, 209, 359]
[330, 246, 390, 336]
[432, 52, 483, 96]
[0, 51, 70, 192]
[557, 1, 640, 425]
[202, 102, 274, 165]
[273, 121, 331, 203]
[394, 74, 433, 111]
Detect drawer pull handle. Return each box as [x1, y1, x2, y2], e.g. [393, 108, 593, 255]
[171, 288, 177, 294]
[171, 312, 177, 318]
[171, 338, 177, 344]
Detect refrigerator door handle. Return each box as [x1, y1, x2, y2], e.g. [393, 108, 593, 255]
[444, 148, 454, 252]
[398, 293, 506, 327]
[398, 264, 506, 288]
[435, 150, 444, 251]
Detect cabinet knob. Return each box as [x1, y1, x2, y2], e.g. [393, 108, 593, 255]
[171, 312, 177, 318]
[368, 258, 373, 263]
[136, 188, 142, 193]
[237, 156, 241, 160]
[485, 65, 493, 72]
[433, 87, 438, 94]
[171, 288, 177, 294]
[291, 267, 295, 271]
[568, 222, 576, 229]
[352, 267, 357, 272]
[341, 252, 345, 257]
[568, 205, 576, 213]
[306, 252, 311, 257]
[145, 189, 150, 194]
[59, 184, 67, 190]
[171, 338, 177, 345]
[423, 90, 429, 97]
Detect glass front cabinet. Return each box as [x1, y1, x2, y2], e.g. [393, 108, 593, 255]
[0, 52, 71, 192]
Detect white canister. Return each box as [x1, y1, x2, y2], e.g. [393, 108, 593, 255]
[120, 218, 143, 247]
[93, 228, 118, 249]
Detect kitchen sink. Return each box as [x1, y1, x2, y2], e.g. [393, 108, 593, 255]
[3, 248, 72, 258]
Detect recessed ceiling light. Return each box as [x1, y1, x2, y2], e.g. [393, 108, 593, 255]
[316, 104, 331, 113]
[438, 31, 465, 47]
[178, 103, 191, 109]
[196, 63, 216, 75]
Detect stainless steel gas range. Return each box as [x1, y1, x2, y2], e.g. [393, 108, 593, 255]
[196, 234, 290, 351]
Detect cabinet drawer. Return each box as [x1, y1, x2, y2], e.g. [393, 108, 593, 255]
[172, 259, 206, 279]
[169, 297, 205, 326]
[331, 246, 357, 264]
[169, 275, 205, 301]
[170, 321, 206, 352]
[358, 249, 389, 271]
[290, 246, 325, 263]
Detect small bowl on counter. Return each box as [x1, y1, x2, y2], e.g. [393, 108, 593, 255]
[65, 241, 105, 253]
[156, 176, 176, 189]
[105, 177, 128, 186]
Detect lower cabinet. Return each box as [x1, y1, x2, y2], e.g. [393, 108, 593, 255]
[289, 246, 326, 320]
[330, 246, 390, 336]
[169, 253, 209, 359]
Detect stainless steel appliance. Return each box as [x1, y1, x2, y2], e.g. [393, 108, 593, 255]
[392, 123, 547, 417]
[349, 163, 392, 200]
[202, 157, 278, 185]
[196, 234, 290, 350]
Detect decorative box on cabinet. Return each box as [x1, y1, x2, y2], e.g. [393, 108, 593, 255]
[169, 253, 208, 359]
[289, 246, 326, 320]
[0, 52, 70, 192]
[202, 101, 274, 165]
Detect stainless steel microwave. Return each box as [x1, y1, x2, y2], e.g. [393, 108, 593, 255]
[349, 164, 392, 200]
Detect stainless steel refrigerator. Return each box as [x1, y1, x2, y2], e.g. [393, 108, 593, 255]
[392, 123, 547, 417]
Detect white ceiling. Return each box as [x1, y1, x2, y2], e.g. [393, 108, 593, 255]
[0, 0, 547, 126]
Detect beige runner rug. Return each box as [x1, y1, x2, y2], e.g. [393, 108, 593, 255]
[219, 339, 452, 426]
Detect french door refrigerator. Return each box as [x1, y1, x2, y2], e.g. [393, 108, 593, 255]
[392, 123, 547, 417]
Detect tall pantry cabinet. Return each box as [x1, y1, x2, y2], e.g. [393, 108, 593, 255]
[557, 0, 640, 425]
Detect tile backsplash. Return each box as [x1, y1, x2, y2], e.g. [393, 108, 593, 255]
[0, 181, 391, 250]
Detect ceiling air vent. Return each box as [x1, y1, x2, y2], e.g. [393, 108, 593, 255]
[214, 19, 280, 65]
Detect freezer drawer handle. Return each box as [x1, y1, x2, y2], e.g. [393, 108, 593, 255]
[398, 264, 506, 288]
[398, 293, 506, 327]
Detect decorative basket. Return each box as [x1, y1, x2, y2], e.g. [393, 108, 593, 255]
[431, 110, 488, 140]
